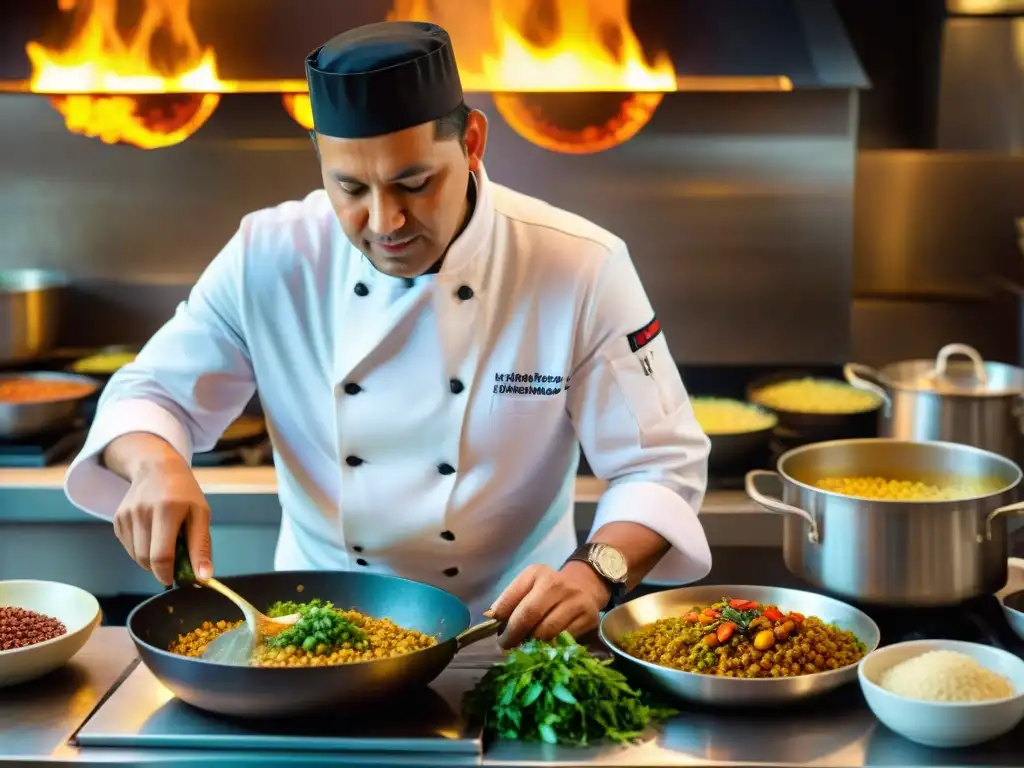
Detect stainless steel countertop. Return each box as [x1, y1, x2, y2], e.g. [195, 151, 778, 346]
[5, 627, 1024, 767]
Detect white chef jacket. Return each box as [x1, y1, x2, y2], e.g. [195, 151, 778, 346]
[64, 164, 712, 617]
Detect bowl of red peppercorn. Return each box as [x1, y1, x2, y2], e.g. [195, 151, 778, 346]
[0, 580, 101, 688]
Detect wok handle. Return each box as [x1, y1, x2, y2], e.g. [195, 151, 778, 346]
[843, 363, 892, 418]
[745, 470, 821, 544]
[980, 501, 1024, 543]
[454, 618, 504, 651]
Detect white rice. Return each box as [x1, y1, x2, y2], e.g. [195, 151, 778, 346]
[879, 650, 1015, 702]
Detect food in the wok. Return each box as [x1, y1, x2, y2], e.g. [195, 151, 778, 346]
[618, 597, 867, 678]
[169, 598, 437, 667]
[691, 397, 777, 434]
[750, 377, 880, 414]
[815, 475, 1004, 501]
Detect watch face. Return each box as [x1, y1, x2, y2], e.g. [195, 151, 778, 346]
[591, 544, 628, 582]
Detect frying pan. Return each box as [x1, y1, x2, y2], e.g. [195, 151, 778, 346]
[126, 571, 502, 718]
[691, 397, 777, 473]
[745, 370, 881, 440]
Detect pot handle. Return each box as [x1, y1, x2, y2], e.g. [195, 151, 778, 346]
[843, 363, 893, 418]
[980, 501, 1024, 543]
[928, 343, 989, 386]
[745, 470, 821, 544]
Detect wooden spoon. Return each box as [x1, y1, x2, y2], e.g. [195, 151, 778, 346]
[173, 534, 300, 665]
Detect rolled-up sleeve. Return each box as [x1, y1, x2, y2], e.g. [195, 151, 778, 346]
[567, 242, 712, 585]
[64, 227, 256, 520]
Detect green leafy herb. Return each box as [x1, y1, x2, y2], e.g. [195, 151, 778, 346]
[264, 599, 368, 653]
[720, 605, 760, 630]
[463, 631, 676, 747]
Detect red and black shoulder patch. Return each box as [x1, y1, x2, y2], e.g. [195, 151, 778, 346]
[627, 315, 661, 352]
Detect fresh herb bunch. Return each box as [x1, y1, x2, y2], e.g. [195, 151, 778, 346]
[463, 631, 676, 747]
[265, 599, 368, 653]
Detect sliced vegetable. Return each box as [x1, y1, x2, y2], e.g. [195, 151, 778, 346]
[728, 599, 758, 610]
[763, 607, 784, 622]
[683, 612, 699, 622]
[716, 622, 736, 643]
[787, 611, 806, 624]
[463, 631, 676, 747]
[702, 608, 721, 618]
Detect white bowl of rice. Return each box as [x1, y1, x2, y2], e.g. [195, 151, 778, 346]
[859, 640, 1024, 748]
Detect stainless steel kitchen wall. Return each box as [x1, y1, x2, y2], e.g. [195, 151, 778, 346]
[0, 88, 860, 365]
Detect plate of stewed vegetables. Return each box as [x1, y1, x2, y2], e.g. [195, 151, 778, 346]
[600, 585, 880, 705]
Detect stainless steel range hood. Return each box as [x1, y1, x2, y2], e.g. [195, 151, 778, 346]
[0, 0, 867, 94]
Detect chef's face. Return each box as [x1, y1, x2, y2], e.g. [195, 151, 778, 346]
[314, 107, 488, 278]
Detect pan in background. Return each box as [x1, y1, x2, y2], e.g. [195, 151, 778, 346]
[599, 584, 880, 706]
[691, 397, 777, 473]
[127, 571, 501, 719]
[0, 371, 101, 440]
[746, 370, 882, 440]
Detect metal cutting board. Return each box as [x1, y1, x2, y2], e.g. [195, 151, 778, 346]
[75, 659, 484, 759]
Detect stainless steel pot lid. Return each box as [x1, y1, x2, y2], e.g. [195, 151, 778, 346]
[0, 269, 69, 292]
[847, 343, 1024, 398]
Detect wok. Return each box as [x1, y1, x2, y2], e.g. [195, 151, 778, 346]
[746, 370, 881, 440]
[599, 584, 880, 706]
[127, 571, 502, 718]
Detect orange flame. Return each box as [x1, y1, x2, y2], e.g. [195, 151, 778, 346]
[26, 0, 222, 149]
[387, 0, 673, 154]
[283, 94, 314, 132]
[387, 0, 676, 92]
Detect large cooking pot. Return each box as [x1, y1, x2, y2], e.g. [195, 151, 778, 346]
[0, 270, 67, 366]
[844, 343, 1024, 461]
[745, 438, 1024, 606]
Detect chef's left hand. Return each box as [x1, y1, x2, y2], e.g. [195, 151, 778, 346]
[487, 562, 610, 649]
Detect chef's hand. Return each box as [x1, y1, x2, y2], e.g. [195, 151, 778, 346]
[106, 433, 213, 587]
[486, 562, 610, 649]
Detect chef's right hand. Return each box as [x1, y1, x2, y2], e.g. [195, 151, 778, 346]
[106, 434, 213, 586]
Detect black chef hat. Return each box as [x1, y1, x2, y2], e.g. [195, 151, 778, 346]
[305, 21, 464, 139]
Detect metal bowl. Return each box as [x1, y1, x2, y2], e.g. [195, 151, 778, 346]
[0, 371, 101, 439]
[599, 584, 880, 706]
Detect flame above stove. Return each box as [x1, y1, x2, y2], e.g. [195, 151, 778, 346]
[25, 0, 223, 149]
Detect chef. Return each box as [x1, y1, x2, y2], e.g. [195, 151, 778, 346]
[64, 20, 712, 649]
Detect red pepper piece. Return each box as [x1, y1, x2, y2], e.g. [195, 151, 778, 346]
[787, 611, 806, 623]
[763, 607, 784, 622]
[716, 622, 736, 643]
[684, 612, 699, 622]
[702, 608, 721, 618]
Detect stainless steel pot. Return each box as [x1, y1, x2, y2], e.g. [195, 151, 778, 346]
[0, 371, 100, 439]
[0, 270, 68, 365]
[745, 438, 1024, 606]
[844, 343, 1024, 461]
